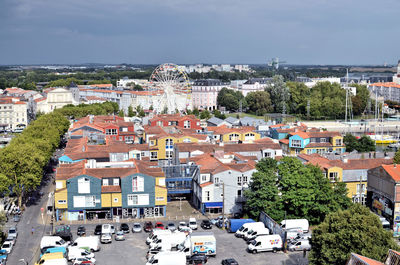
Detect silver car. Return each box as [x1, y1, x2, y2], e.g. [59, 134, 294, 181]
[115, 231, 125, 241]
[288, 239, 311, 251]
[167, 223, 176, 232]
[132, 223, 142, 233]
[8, 227, 17, 239]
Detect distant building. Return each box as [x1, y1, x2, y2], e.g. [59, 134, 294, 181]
[191, 79, 230, 111]
[0, 97, 28, 130]
[241, 78, 272, 97]
[368, 60, 400, 102]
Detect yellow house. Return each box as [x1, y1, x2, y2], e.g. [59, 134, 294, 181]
[55, 179, 68, 210]
[101, 186, 122, 208]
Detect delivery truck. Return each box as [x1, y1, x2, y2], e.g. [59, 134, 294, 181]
[247, 234, 282, 254]
[228, 219, 255, 233]
[177, 232, 216, 257]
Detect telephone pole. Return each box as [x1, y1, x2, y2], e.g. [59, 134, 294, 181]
[222, 182, 225, 230]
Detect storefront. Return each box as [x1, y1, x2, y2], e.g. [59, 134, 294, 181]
[202, 202, 223, 214]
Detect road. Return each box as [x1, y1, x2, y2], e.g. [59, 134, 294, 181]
[5, 149, 63, 265]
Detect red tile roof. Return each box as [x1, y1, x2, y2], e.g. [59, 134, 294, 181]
[200, 181, 213, 188]
[382, 164, 400, 182]
[289, 131, 310, 139]
[101, 185, 121, 193]
[350, 253, 384, 265]
[370, 82, 400, 89]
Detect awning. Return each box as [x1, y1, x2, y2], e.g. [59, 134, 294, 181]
[204, 202, 223, 208]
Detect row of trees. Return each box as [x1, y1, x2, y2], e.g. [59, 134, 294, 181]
[216, 76, 372, 119]
[0, 112, 70, 207]
[53, 102, 119, 119]
[343, 134, 376, 152]
[244, 157, 351, 225]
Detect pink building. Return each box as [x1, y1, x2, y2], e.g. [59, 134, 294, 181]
[191, 79, 230, 111]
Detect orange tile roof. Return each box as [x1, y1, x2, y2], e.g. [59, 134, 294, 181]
[279, 138, 289, 145]
[269, 124, 285, 128]
[87, 84, 113, 88]
[289, 131, 310, 139]
[200, 181, 213, 188]
[350, 253, 384, 265]
[370, 82, 400, 89]
[101, 185, 122, 193]
[208, 125, 256, 135]
[382, 164, 400, 182]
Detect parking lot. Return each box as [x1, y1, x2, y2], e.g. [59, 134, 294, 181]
[65, 220, 308, 265]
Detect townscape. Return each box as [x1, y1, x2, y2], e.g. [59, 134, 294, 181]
[1, 1, 400, 265]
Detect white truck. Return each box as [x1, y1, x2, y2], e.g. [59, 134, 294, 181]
[70, 236, 101, 252]
[177, 232, 216, 256]
[243, 223, 267, 241]
[40, 236, 69, 250]
[67, 246, 95, 261]
[247, 234, 283, 254]
[146, 243, 171, 261]
[235, 222, 264, 238]
[150, 232, 186, 249]
[146, 229, 172, 245]
[146, 251, 186, 265]
[245, 227, 270, 242]
[281, 219, 309, 233]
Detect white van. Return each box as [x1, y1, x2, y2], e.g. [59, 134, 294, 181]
[247, 234, 283, 254]
[243, 223, 266, 240]
[146, 251, 186, 265]
[146, 230, 172, 244]
[236, 222, 264, 238]
[189, 218, 198, 230]
[101, 224, 115, 234]
[245, 227, 270, 242]
[40, 236, 69, 250]
[70, 236, 100, 252]
[146, 243, 171, 261]
[150, 232, 186, 249]
[285, 227, 304, 241]
[281, 219, 309, 233]
[67, 246, 95, 261]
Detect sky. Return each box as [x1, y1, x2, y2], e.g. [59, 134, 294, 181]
[0, 0, 399, 65]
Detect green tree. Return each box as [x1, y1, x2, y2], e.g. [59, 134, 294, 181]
[138, 109, 145, 117]
[212, 110, 226, 120]
[357, 135, 376, 152]
[287, 81, 310, 114]
[394, 149, 400, 164]
[265, 75, 290, 113]
[127, 106, 135, 117]
[245, 91, 273, 116]
[344, 133, 359, 152]
[309, 204, 399, 265]
[200, 110, 211, 120]
[216, 87, 244, 112]
[244, 159, 284, 221]
[192, 108, 200, 117]
[118, 109, 125, 117]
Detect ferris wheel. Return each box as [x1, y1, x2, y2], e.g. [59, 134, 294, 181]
[149, 63, 192, 114]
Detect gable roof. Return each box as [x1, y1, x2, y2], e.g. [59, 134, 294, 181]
[382, 164, 400, 182]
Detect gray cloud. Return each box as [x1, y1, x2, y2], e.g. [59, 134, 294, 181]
[0, 0, 399, 64]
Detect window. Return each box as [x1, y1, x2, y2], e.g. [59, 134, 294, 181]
[237, 190, 242, 196]
[229, 134, 240, 141]
[335, 139, 342, 146]
[320, 138, 327, 143]
[205, 191, 210, 201]
[183, 138, 191, 143]
[265, 152, 271, 158]
[165, 138, 174, 147]
[151, 152, 158, 160]
[356, 184, 366, 194]
[78, 178, 90, 194]
[243, 175, 248, 183]
[113, 178, 119, 186]
[113, 197, 119, 203]
[202, 175, 207, 182]
[141, 152, 145, 157]
[166, 150, 173, 158]
[127, 194, 138, 206]
[156, 197, 164, 201]
[105, 129, 117, 135]
[132, 176, 144, 192]
[214, 177, 219, 183]
[292, 139, 302, 147]
[86, 196, 96, 207]
[295, 149, 300, 155]
[307, 149, 313, 154]
[102, 179, 109, 186]
[184, 120, 191, 128]
[159, 178, 165, 186]
[73, 196, 85, 208]
[329, 172, 338, 181]
[58, 200, 67, 204]
[237, 176, 242, 186]
[56, 181, 63, 189]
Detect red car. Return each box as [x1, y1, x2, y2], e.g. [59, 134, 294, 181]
[155, 222, 164, 230]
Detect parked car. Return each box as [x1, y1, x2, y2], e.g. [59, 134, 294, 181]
[144, 221, 153, 232]
[167, 223, 176, 232]
[77, 226, 86, 236]
[100, 233, 112, 244]
[115, 231, 125, 241]
[73, 257, 96, 265]
[0, 255, 6, 265]
[5, 236, 15, 245]
[179, 226, 192, 235]
[155, 222, 164, 230]
[188, 254, 208, 264]
[1, 242, 12, 254]
[7, 227, 17, 239]
[132, 223, 142, 233]
[201, 220, 212, 230]
[120, 223, 130, 233]
[94, 225, 102, 235]
[222, 258, 239, 265]
[178, 222, 187, 231]
[189, 218, 198, 230]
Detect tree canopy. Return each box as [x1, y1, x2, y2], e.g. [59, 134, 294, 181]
[344, 134, 375, 152]
[265, 75, 290, 113]
[217, 87, 245, 112]
[245, 91, 273, 116]
[309, 204, 399, 265]
[244, 157, 351, 224]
